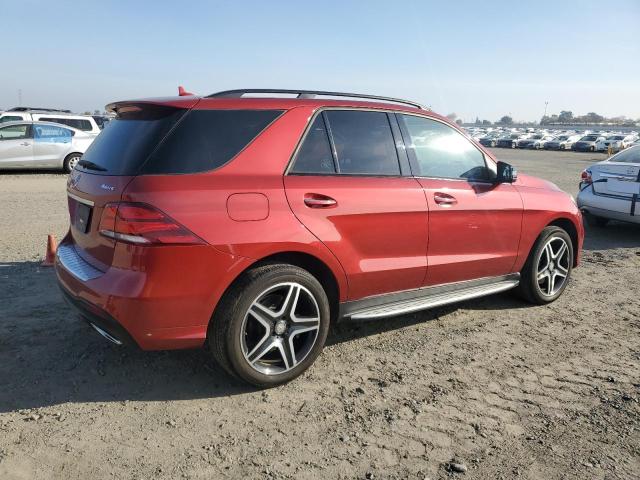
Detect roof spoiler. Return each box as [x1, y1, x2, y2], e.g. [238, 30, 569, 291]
[178, 86, 194, 97]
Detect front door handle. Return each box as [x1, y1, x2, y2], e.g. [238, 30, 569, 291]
[304, 193, 337, 208]
[433, 192, 457, 206]
[20, 142, 31, 147]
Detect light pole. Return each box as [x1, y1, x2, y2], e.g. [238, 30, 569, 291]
[542, 101, 549, 124]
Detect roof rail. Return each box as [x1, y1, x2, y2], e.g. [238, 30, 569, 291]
[207, 89, 427, 110]
[8, 107, 72, 113]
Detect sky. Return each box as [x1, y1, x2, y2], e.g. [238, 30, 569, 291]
[2, 0, 639, 122]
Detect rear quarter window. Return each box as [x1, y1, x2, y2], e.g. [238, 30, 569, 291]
[142, 109, 283, 174]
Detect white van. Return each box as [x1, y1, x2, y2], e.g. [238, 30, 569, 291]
[0, 108, 101, 135]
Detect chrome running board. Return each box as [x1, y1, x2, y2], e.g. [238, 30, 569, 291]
[341, 274, 520, 321]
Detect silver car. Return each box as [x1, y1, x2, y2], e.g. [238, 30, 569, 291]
[0, 121, 95, 172]
[577, 145, 640, 226]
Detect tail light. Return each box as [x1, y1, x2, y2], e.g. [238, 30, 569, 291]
[580, 169, 592, 185]
[99, 202, 204, 245]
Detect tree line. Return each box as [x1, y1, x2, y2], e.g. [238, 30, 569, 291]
[462, 111, 639, 127]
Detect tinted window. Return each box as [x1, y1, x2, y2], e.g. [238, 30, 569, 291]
[34, 125, 73, 143]
[399, 115, 491, 181]
[0, 116, 23, 124]
[290, 115, 336, 174]
[0, 124, 29, 140]
[324, 110, 400, 175]
[78, 104, 187, 175]
[143, 110, 282, 174]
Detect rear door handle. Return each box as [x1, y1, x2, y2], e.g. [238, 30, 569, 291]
[20, 142, 31, 146]
[433, 192, 457, 206]
[304, 193, 337, 208]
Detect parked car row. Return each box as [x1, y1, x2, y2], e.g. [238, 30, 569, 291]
[467, 126, 639, 153]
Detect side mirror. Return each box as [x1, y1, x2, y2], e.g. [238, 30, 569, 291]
[496, 161, 517, 183]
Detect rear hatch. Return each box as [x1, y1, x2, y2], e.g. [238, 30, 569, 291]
[66, 99, 198, 270]
[590, 147, 640, 199]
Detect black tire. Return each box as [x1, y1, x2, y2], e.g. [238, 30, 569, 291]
[515, 226, 574, 305]
[584, 212, 609, 228]
[63, 153, 82, 173]
[208, 264, 331, 387]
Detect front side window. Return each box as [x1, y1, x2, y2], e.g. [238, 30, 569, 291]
[399, 114, 492, 181]
[0, 124, 29, 140]
[290, 115, 336, 174]
[324, 110, 400, 175]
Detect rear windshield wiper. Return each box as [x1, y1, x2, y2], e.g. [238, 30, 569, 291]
[77, 159, 107, 171]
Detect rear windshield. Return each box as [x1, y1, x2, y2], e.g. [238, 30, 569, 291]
[610, 146, 640, 164]
[78, 106, 282, 175]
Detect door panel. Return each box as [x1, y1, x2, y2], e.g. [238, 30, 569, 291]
[0, 139, 33, 167]
[418, 178, 522, 286]
[33, 125, 73, 167]
[285, 175, 428, 300]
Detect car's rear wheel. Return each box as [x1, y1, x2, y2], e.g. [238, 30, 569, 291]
[584, 212, 609, 228]
[64, 153, 82, 173]
[208, 264, 330, 387]
[516, 226, 573, 305]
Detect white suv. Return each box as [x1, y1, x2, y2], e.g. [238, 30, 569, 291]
[0, 107, 101, 135]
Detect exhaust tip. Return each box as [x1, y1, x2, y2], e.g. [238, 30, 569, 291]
[90, 323, 123, 345]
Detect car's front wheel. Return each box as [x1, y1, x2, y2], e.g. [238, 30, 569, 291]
[209, 264, 330, 387]
[516, 226, 573, 305]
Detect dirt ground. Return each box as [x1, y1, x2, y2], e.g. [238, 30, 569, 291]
[1, 148, 639, 480]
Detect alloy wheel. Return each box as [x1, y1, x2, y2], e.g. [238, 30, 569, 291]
[536, 237, 570, 296]
[241, 282, 320, 375]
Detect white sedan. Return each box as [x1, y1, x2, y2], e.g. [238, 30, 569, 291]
[0, 121, 95, 172]
[577, 145, 640, 226]
[595, 134, 638, 153]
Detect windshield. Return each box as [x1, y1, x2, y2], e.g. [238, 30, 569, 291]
[581, 135, 598, 141]
[609, 136, 624, 140]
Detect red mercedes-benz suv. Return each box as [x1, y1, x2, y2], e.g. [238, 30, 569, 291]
[56, 89, 583, 386]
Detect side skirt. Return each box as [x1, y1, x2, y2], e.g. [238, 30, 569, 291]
[339, 274, 520, 321]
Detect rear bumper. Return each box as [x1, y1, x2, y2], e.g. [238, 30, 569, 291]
[577, 187, 640, 224]
[55, 235, 252, 350]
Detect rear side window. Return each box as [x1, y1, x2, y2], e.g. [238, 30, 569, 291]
[325, 110, 400, 175]
[399, 114, 492, 181]
[34, 125, 73, 143]
[143, 110, 283, 174]
[39, 117, 92, 131]
[290, 115, 336, 174]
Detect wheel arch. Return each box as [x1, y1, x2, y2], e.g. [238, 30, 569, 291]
[212, 250, 344, 326]
[547, 217, 579, 267]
